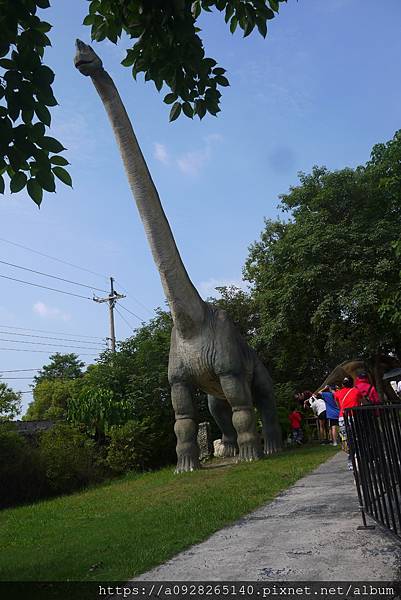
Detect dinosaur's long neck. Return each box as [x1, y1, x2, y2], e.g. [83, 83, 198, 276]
[90, 68, 205, 334]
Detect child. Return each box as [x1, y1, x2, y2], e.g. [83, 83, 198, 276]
[288, 407, 303, 445]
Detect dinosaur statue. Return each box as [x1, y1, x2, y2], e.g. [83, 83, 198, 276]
[315, 356, 401, 403]
[74, 40, 281, 472]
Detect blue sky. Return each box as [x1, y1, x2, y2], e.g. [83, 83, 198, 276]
[1, 0, 401, 412]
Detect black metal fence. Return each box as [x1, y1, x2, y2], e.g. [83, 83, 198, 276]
[344, 404, 401, 539]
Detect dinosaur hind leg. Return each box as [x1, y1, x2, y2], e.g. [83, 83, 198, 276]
[208, 395, 238, 457]
[219, 374, 261, 461]
[253, 360, 282, 455]
[171, 382, 201, 473]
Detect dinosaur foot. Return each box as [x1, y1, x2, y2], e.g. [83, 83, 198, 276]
[220, 442, 238, 458]
[237, 442, 261, 462]
[264, 438, 282, 455]
[264, 427, 282, 455]
[175, 454, 201, 474]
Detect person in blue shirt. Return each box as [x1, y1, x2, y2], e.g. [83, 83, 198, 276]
[319, 386, 340, 446]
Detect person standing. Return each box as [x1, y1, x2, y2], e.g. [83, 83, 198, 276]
[288, 407, 303, 445]
[304, 394, 327, 443]
[334, 377, 363, 470]
[354, 371, 380, 404]
[320, 386, 340, 446]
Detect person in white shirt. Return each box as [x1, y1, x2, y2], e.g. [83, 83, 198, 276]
[304, 394, 328, 443]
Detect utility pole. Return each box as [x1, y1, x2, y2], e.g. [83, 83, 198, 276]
[93, 277, 125, 352]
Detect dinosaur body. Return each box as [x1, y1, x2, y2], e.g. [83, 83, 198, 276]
[74, 40, 281, 472]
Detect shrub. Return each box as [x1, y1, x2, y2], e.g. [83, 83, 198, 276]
[0, 424, 45, 508]
[106, 418, 175, 474]
[38, 423, 102, 495]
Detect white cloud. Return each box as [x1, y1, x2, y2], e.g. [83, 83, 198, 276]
[205, 133, 223, 144]
[33, 302, 71, 321]
[176, 133, 223, 176]
[197, 278, 248, 300]
[154, 142, 170, 165]
[177, 148, 210, 176]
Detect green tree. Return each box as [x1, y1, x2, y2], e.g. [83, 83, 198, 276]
[0, 382, 21, 421]
[24, 353, 85, 420]
[244, 130, 401, 389]
[24, 378, 83, 421]
[33, 352, 85, 384]
[0, 0, 285, 203]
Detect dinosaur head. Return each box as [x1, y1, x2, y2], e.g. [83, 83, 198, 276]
[74, 39, 103, 76]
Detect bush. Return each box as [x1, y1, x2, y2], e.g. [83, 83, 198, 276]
[0, 424, 45, 508]
[38, 423, 102, 495]
[106, 418, 175, 474]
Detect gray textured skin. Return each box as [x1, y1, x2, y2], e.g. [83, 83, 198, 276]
[74, 40, 281, 472]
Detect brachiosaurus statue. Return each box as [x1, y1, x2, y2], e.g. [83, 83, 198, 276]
[74, 40, 281, 472]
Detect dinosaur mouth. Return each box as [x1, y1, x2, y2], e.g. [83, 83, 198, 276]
[75, 59, 94, 68]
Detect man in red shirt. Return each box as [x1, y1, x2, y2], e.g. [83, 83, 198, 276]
[334, 377, 363, 470]
[288, 408, 303, 445]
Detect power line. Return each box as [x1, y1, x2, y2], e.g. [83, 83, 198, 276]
[0, 338, 104, 351]
[0, 259, 108, 293]
[115, 306, 136, 333]
[118, 303, 143, 322]
[0, 368, 40, 373]
[0, 347, 98, 355]
[0, 237, 108, 281]
[114, 279, 153, 317]
[0, 274, 92, 300]
[0, 324, 104, 340]
[0, 377, 35, 380]
[0, 330, 106, 346]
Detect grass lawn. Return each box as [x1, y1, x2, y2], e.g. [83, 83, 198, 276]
[0, 445, 336, 582]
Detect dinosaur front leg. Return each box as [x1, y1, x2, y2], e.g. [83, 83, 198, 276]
[208, 395, 238, 457]
[219, 374, 261, 461]
[253, 361, 282, 455]
[171, 382, 201, 473]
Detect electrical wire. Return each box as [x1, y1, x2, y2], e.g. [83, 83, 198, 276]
[0, 377, 35, 380]
[0, 368, 40, 373]
[0, 347, 98, 355]
[0, 324, 104, 340]
[114, 279, 153, 316]
[0, 259, 108, 293]
[0, 330, 106, 346]
[115, 306, 136, 333]
[117, 303, 143, 322]
[0, 237, 109, 281]
[0, 274, 92, 300]
[0, 338, 104, 351]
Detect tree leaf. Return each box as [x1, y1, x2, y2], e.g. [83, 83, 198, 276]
[182, 102, 194, 118]
[52, 166, 73, 187]
[164, 92, 177, 105]
[268, 0, 280, 12]
[10, 171, 28, 193]
[37, 169, 56, 192]
[230, 16, 238, 34]
[0, 175, 4, 194]
[169, 102, 182, 122]
[27, 178, 43, 206]
[0, 58, 16, 69]
[35, 103, 51, 126]
[33, 65, 55, 86]
[256, 18, 268, 38]
[50, 155, 69, 166]
[37, 136, 65, 153]
[215, 75, 230, 87]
